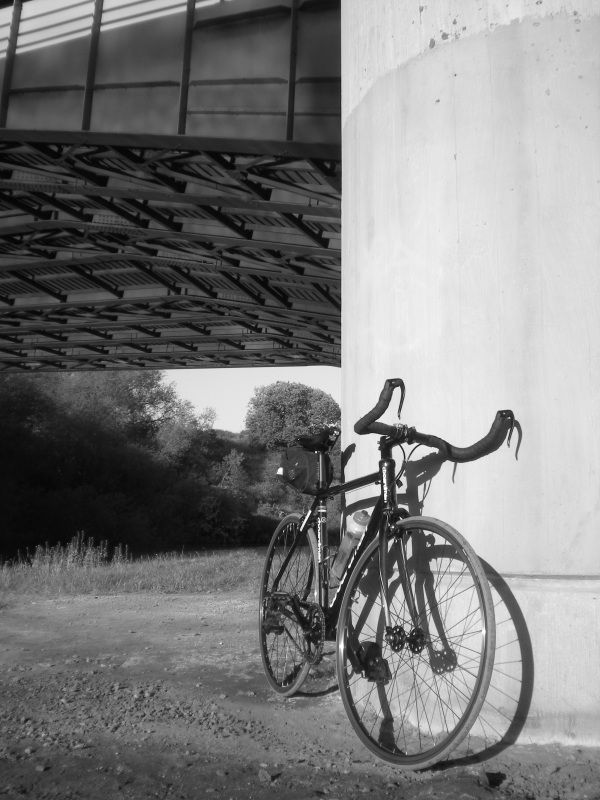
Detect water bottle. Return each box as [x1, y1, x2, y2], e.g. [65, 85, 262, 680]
[330, 509, 370, 586]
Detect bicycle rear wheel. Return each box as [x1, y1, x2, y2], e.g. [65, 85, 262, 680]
[336, 516, 495, 769]
[259, 513, 319, 696]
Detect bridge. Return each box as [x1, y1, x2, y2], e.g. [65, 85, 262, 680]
[2, 0, 599, 748]
[0, 0, 341, 371]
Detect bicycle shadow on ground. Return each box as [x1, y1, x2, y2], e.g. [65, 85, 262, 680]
[399, 452, 535, 768]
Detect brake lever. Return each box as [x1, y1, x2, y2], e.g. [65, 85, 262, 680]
[505, 414, 523, 460]
[396, 381, 406, 420]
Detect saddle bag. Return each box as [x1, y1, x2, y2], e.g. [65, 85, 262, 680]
[278, 446, 333, 495]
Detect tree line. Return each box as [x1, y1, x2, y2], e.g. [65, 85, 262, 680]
[0, 372, 340, 557]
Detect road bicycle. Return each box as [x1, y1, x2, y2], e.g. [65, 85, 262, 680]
[258, 378, 520, 769]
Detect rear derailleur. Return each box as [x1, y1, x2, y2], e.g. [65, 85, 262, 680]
[262, 593, 325, 665]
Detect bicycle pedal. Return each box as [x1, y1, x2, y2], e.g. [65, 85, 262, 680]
[361, 642, 392, 684]
[430, 647, 457, 674]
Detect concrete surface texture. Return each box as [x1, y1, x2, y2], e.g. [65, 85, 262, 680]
[341, 1, 600, 743]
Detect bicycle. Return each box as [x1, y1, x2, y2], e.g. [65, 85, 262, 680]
[258, 378, 520, 769]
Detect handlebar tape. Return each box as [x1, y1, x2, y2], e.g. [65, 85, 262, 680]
[354, 378, 404, 436]
[354, 380, 516, 464]
[408, 410, 515, 463]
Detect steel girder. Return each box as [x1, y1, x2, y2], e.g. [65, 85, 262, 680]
[0, 130, 341, 371]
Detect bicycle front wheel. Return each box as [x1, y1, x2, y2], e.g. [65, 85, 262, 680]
[336, 516, 495, 769]
[259, 513, 319, 696]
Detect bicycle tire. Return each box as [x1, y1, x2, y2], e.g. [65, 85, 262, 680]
[259, 513, 319, 696]
[336, 516, 495, 769]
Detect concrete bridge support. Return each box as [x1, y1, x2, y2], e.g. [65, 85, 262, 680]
[342, 2, 600, 744]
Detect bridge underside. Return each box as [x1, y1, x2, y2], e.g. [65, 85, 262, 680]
[0, 0, 341, 371]
[0, 130, 340, 371]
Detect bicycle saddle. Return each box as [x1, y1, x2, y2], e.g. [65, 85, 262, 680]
[295, 428, 332, 452]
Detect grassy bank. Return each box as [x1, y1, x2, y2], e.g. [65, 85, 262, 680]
[0, 536, 265, 597]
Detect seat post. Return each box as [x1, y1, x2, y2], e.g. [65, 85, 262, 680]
[317, 450, 328, 491]
[316, 449, 330, 608]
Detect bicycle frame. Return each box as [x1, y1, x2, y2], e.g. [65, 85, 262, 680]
[294, 436, 409, 639]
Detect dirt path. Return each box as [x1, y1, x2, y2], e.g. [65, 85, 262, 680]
[1, 592, 598, 799]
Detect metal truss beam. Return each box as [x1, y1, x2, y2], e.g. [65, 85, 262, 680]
[0, 130, 341, 371]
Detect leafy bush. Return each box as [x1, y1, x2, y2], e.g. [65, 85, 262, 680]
[245, 381, 340, 449]
[0, 373, 341, 557]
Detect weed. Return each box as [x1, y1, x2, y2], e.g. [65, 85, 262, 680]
[0, 535, 264, 597]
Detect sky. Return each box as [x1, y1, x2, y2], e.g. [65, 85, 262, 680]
[164, 366, 341, 433]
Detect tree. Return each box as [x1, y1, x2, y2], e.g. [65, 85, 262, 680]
[218, 450, 248, 496]
[244, 381, 340, 449]
[0, 371, 223, 555]
[155, 403, 216, 470]
[41, 370, 214, 449]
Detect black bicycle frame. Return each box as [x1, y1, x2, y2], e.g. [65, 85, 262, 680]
[296, 435, 402, 639]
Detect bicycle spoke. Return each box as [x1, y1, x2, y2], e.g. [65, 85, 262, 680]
[337, 518, 495, 768]
[259, 514, 319, 696]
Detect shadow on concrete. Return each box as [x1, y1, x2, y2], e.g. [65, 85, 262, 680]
[440, 559, 535, 767]
[397, 453, 535, 767]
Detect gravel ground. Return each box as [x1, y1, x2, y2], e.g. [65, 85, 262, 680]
[1, 592, 599, 800]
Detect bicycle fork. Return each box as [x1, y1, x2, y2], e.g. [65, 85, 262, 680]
[378, 455, 407, 631]
[378, 452, 429, 661]
[382, 518, 458, 675]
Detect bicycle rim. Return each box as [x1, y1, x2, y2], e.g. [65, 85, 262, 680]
[259, 514, 319, 696]
[336, 516, 495, 768]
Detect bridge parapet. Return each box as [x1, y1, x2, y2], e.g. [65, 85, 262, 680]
[0, 0, 340, 142]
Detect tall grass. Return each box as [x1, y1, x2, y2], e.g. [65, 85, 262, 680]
[0, 534, 265, 597]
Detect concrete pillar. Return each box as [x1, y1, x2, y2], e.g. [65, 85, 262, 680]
[342, 2, 600, 744]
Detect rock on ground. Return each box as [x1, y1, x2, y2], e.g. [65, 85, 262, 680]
[1, 592, 599, 799]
